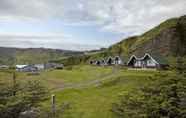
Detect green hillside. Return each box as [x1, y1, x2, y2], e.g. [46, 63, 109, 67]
[0, 65, 162, 118]
[0, 47, 83, 65]
[108, 18, 179, 57]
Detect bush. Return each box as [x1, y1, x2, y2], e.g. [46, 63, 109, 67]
[0, 80, 49, 118]
[112, 72, 186, 118]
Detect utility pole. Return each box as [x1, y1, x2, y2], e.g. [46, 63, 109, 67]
[12, 71, 16, 96]
[51, 94, 56, 117]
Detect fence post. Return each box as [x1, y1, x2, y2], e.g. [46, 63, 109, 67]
[51, 94, 56, 117]
[12, 72, 16, 96]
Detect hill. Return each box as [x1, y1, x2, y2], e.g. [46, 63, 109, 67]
[1, 15, 186, 66]
[0, 47, 84, 65]
[58, 15, 186, 65]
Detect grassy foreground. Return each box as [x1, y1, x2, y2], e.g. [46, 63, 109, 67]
[0, 65, 165, 118]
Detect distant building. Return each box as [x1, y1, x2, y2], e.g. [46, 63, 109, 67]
[16, 65, 38, 72]
[100, 59, 106, 66]
[89, 60, 94, 65]
[0, 64, 9, 69]
[95, 60, 102, 66]
[113, 56, 123, 65]
[16, 65, 28, 71]
[34, 64, 45, 70]
[106, 57, 113, 65]
[127, 53, 168, 69]
[89, 56, 124, 66]
[55, 63, 64, 69]
[44, 63, 64, 70]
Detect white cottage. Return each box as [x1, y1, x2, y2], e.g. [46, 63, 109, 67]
[113, 56, 123, 65]
[34, 64, 45, 70]
[127, 53, 168, 69]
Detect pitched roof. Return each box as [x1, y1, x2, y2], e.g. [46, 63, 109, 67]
[150, 54, 168, 65]
[127, 53, 169, 65]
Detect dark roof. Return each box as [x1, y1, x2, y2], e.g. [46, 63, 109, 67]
[150, 54, 169, 65]
[141, 53, 169, 65]
[113, 55, 129, 64]
[127, 53, 169, 65]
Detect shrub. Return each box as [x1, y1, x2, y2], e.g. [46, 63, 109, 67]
[0, 80, 49, 118]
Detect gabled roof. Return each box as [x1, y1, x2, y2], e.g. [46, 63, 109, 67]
[127, 55, 138, 65]
[142, 53, 159, 65]
[106, 56, 113, 61]
[113, 55, 129, 64]
[127, 53, 169, 65]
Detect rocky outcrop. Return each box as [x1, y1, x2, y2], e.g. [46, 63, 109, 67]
[131, 27, 180, 57]
[129, 15, 186, 57]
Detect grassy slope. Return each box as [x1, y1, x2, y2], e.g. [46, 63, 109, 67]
[51, 70, 157, 118]
[0, 65, 113, 88]
[15, 49, 68, 64]
[0, 47, 84, 65]
[0, 65, 163, 118]
[108, 18, 178, 57]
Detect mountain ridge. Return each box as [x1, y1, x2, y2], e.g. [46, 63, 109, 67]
[0, 47, 84, 65]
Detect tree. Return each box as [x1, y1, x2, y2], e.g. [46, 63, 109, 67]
[112, 59, 186, 118]
[0, 80, 49, 118]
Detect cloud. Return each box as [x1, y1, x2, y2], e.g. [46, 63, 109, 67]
[0, 33, 102, 51]
[0, 0, 186, 50]
[0, 0, 186, 34]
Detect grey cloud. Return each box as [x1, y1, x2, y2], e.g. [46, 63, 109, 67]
[0, 0, 186, 50]
[0, 34, 102, 51]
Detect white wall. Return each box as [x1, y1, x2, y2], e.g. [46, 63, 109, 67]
[146, 59, 156, 67]
[134, 60, 141, 67]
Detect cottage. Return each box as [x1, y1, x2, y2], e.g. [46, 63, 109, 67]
[16, 65, 27, 71]
[106, 57, 113, 65]
[89, 56, 125, 66]
[55, 64, 64, 69]
[44, 63, 64, 70]
[34, 64, 44, 70]
[113, 56, 123, 65]
[100, 59, 106, 65]
[96, 60, 101, 66]
[127, 53, 168, 69]
[89, 60, 94, 65]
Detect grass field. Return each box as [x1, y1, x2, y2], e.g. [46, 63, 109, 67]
[0, 65, 165, 118]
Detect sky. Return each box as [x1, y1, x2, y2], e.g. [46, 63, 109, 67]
[0, 0, 186, 51]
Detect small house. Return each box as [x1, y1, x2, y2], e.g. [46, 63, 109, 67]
[96, 60, 101, 66]
[55, 64, 64, 69]
[44, 63, 64, 70]
[89, 60, 94, 65]
[16, 65, 28, 71]
[113, 56, 123, 65]
[34, 64, 44, 70]
[100, 59, 106, 66]
[127, 53, 168, 69]
[106, 57, 113, 65]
